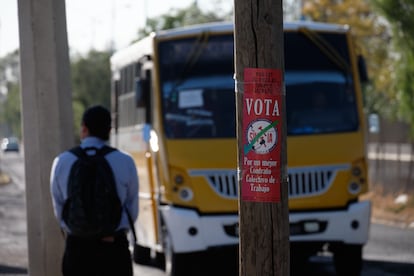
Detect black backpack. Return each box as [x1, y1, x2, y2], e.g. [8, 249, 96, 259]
[62, 145, 122, 238]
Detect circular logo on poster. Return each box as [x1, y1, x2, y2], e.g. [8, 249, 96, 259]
[246, 119, 278, 154]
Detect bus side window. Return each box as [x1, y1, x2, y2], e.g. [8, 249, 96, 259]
[112, 79, 120, 132]
[135, 78, 147, 107]
[135, 67, 152, 124]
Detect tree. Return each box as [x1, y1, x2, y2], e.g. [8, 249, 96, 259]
[136, 2, 230, 39]
[370, 0, 414, 135]
[71, 50, 111, 138]
[0, 51, 21, 138]
[0, 49, 112, 142]
[302, 0, 396, 116]
[0, 82, 21, 138]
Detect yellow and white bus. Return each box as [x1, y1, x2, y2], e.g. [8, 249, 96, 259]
[110, 21, 370, 276]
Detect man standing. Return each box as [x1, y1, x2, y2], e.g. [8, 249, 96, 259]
[50, 105, 139, 276]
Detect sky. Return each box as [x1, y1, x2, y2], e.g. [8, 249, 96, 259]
[0, 0, 232, 58]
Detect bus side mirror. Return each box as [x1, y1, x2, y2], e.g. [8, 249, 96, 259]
[358, 55, 369, 84]
[135, 78, 149, 107]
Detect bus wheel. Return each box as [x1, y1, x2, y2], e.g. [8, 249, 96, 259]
[162, 227, 186, 276]
[333, 244, 363, 276]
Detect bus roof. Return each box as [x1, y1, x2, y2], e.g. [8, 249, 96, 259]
[110, 35, 153, 72]
[111, 21, 349, 71]
[155, 21, 349, 40]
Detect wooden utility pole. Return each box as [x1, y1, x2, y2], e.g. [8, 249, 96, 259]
[18, 0, 73, 275]
[234, 0, 289, 275]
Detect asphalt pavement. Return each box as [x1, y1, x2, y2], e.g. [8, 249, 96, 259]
[1, 151, 414, 276]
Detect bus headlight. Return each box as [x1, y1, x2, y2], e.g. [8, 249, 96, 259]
[348, 181, 361, 195]
[149, 130, 159, 152]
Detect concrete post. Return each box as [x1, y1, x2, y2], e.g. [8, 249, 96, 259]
[17, 0, 74, 275]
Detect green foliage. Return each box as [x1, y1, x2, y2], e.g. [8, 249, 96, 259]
[71, 50, 111, 139]
[0, 82, 21, 138]
[371, 0, 414, 136]
[302, 0, 396, 116]
[0, 51, 21, 139]
[372, 0, 414, 49]
[0, 49, 111, 142]
[136, 3, 228, 39]
[71, 50, 111, 109]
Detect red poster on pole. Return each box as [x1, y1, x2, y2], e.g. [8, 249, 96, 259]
[242, 68, 282, 202]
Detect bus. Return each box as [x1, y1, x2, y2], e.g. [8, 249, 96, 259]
[110, 21, 370, 276]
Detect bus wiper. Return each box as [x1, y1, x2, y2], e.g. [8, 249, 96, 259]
[298, 27, 351, 75]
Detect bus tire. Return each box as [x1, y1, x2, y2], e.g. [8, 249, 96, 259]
[162, 226, 186, 276]
[333, 244, 363, 276]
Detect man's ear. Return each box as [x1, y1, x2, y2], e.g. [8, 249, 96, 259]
[80, 123, 89, 138]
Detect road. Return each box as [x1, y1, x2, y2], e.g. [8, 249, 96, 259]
[0, 152, 414, 275]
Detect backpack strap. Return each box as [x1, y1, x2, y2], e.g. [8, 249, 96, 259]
[97, 145, 117, 156]
[69, 146, 87, 158]
[126, 208, 137, 243]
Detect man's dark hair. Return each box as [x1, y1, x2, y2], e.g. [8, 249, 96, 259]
[82, 105, 111, 141]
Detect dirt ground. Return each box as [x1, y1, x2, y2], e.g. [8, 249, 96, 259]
[362, 186, 414, 228]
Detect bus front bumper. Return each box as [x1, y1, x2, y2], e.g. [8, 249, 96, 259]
[289, 200, 371, 244]
[159, 206, 239, 253]
[160, 200, 371, 253]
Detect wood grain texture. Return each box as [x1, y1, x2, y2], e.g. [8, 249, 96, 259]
[234, 0, 289, 275]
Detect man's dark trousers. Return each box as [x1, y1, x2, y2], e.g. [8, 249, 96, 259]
[62, 232, 132, 276]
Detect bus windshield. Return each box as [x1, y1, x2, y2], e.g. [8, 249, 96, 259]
[159, 34, 235, 139]
[158, 31, 358, 139]
[286, 71, 358, 135]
